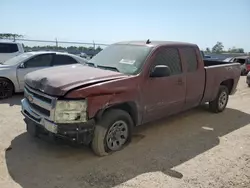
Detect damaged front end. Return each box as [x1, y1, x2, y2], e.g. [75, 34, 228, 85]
[21, 84, 96, 145]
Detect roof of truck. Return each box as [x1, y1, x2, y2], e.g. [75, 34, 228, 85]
[115, 40, 198, 48]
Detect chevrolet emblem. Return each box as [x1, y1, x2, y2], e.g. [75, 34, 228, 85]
[27, 95, 34, 103]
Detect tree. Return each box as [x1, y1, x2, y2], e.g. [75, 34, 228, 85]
[212, 42, 224, 53]
[205, 47, 211, 53]
[228, 47, 244, 53]
[0, 33, 23, 41]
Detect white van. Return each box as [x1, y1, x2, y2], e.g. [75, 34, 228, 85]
[0, 41, 25, 63]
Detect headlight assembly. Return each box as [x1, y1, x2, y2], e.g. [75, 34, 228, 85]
[54, 100, 87, 123]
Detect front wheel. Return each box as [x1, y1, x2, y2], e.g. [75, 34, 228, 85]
[0, 78, 14, 99]
[209, 85, 229, 113]
[91, 109, 133, 156]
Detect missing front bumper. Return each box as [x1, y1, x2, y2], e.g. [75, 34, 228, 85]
[21, 98, 95, 145]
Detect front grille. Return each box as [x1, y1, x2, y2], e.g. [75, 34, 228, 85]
[28, 102, 50, 117]
[25, 86, 52, 104]
[24, 84, 56, 120]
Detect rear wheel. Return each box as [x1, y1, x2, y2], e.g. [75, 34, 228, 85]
[209, 85, 229, 113]
[0, 78, 14, 99]
[91, 109, 133, 156]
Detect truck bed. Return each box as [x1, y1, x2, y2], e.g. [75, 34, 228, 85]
[201, 62, 240, 104]
[204, 60, 234, 66]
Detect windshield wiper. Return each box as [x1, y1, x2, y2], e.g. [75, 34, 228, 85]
[97, 65, 120, 72]
[84, 61, 96, 67]
[84, 61, 120, 72]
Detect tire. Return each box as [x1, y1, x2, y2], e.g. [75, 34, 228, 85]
[91, 109, 133, 156]
[209, 85, 229, 113]
[0, 78, 14, 99]
[248, 84, 250, 87]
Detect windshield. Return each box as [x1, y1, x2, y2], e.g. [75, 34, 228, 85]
[2, 53, 33, 65]
[88, 44, 152, 75]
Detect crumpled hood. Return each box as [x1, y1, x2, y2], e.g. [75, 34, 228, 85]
[25, 64, 128, 96]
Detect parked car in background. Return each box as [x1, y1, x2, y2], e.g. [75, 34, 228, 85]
[0, 41, 25, 63]
[0, 51, 87, 99]
[246, 72, 250, 87]
[200, 51, 219, 61]
[229, 56, 250, 75]
[21, 40, 240, 156]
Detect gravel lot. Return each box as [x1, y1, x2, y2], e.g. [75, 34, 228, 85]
[0, 77, 250, 188]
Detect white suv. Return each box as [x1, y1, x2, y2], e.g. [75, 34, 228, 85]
[0, 41, 25, 63]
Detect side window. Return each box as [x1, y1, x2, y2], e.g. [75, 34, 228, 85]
[0, 43, 18, 53]
[25, 54, 53, 68]
[53, 55, 78, 66]
[154, 48, 182, 75]
[182, 48, 198, 72]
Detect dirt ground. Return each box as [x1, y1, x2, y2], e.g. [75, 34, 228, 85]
[0, 77, 250, 188]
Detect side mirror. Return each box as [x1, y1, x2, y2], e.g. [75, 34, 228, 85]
[19, 62, 25, 68]
[150, 65, 171, 77]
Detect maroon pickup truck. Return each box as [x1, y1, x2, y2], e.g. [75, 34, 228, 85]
[21, 41, 241, 156]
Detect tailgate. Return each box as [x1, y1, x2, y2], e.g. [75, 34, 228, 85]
[202, 63, 241, 103]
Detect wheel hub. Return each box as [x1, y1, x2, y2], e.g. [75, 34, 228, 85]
[218, 91, 227, 109]
[106, 120, 128, 151]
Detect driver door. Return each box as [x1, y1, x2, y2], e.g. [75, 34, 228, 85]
[142, 47, 186, 123]
[17, 53, 54, 90]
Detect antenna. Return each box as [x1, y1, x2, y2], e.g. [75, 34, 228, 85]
[146, 39, 151, 44]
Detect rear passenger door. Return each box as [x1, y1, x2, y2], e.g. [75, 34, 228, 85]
[52, 55, 78, 66]
[142, 47, 186, 123]
[180, 47, 205, 110]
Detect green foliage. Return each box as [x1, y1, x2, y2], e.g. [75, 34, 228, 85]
[0, 33, 23, 40]
[212, 42, 224, 53]
[206, 42, 245, 54]
[24, 45, 103, 54]
[205, 47, 211, 53]
[228, 47, 244, 53]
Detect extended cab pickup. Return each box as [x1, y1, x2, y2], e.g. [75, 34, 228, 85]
[21, 41, 241, 156]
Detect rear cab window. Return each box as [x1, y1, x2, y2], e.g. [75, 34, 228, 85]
[0, 43, 18, 53]
[153, 47, 182, 75]
[181, 47, 198, 72]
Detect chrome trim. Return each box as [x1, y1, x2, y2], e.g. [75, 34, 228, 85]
[24, 88, 51, 111]
[25, 84, 55, 100]
[21, 98, 58, 133]
[24, 84, 57, 121]
[21, 98, 45, 122]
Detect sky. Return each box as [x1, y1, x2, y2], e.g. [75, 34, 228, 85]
[1, 0, 250, 51]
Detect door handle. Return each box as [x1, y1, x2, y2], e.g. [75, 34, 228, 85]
[177, 78, 184, 85]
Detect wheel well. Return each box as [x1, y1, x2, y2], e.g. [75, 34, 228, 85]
[220, 79, 234, 94]
[100, 102, 138, 126]
[0, 77, 15, 93]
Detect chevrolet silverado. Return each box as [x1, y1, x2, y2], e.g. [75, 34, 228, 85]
[21, 40, 241, 156]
